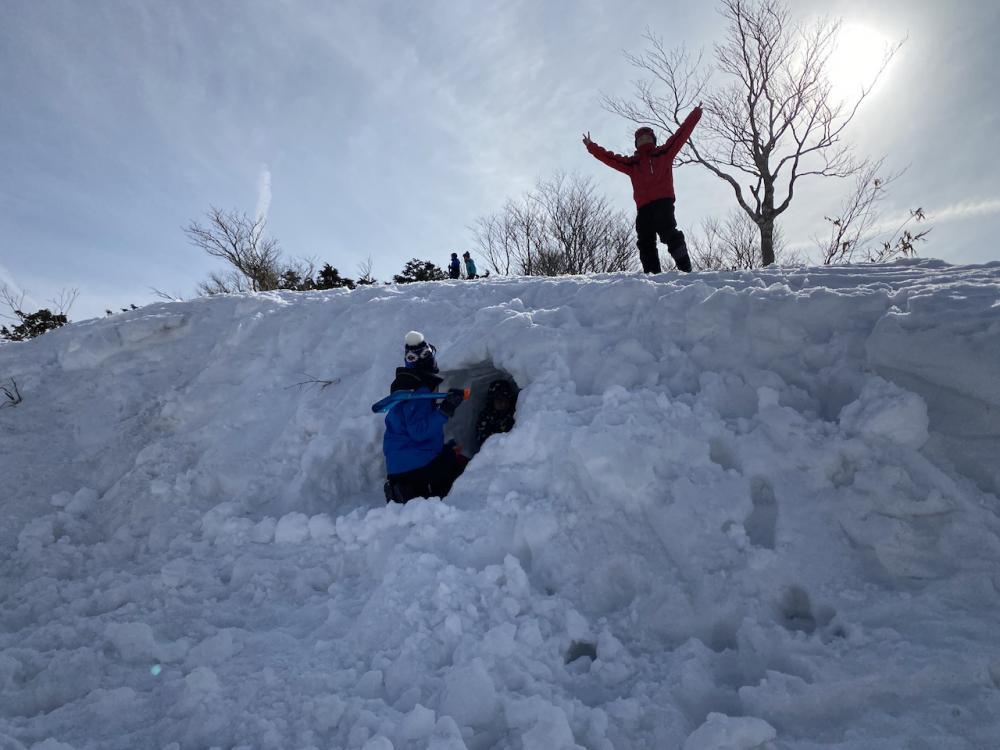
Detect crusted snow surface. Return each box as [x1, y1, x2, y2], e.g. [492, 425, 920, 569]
[1, 259, 999, 749]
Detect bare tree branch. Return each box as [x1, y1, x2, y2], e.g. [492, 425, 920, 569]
[285, 374, 340, 391]
[816, 158, 933, 264]
[150, 287, 183, 302]
[185, 207, 282, 293]
[47, 288, 79, 316]
[690, 210, 793, 270]
[0, 378, 22, 408]
[0, 283, 26, 323]
[474, 173, 638, 277]
[196, 269, 251, 296]
[356, 255, 378, 285]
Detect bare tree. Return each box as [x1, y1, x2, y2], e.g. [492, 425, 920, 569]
[279, 256, 318, 291]
[690, 210, 795, 270]
[196, 269, 252, 296]
[184, 207, 282, 293]
[605, 0, 902, 266]
[474, 173, 637, 276]
[0, 283, 25, 323]
[817, 161, 929, 264]
[356, 255, 378, 286]
[1, 283, 75, 341]
[2, 284, 76, 318]
[49, 288, 79, 316]
[474, 198, 547, 277]
[865, 208, 930, 264]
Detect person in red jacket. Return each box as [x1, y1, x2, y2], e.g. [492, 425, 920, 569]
[584, 106, 702, 273]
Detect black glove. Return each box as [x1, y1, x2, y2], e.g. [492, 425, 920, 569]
[438, 388, 465, 417]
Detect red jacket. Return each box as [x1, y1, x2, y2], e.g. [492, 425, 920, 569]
[586, 107, 702, 209]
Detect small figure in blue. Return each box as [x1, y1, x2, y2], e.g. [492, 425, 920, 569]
[448, 253, 462, 279]
[462, 251, 477, 279]
[383, 331, 467, 503]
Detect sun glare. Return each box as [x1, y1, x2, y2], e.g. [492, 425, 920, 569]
[826, 23, 895, 100]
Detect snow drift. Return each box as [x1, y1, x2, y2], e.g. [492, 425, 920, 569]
[1, 259, 999, 749]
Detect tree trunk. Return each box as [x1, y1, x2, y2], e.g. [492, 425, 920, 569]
[759, 219, 776, 267]
[759, 181, 777, 267]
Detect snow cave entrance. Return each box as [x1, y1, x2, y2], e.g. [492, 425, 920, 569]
[439, 363, 519, 458]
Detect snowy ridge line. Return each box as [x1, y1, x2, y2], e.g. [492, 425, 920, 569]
[1, 259, 1000, 749]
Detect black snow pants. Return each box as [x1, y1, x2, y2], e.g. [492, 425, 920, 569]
[385, 446, 467, 504]
[635, 198, 692, 273]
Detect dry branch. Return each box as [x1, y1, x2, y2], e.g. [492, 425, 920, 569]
[1, 378, 22, 408]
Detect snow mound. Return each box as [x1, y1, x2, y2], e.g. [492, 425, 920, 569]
[2, 260, 1000, 748]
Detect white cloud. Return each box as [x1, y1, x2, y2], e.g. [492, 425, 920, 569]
[865, 197, 1000, 237]
[926, 198, 1000, 224]
[0, 261, 21, 296]
[256, 165, 272, 222]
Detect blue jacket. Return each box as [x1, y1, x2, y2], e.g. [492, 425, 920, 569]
[383, 370, 449, 475]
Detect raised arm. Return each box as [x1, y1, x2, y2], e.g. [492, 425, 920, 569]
[583, 133, 633, 174]
[657, 106, 703, 158]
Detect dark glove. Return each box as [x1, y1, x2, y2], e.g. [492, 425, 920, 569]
[438, 388, 465, 417]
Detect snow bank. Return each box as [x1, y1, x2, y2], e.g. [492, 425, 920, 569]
[1, 259, 999, 748]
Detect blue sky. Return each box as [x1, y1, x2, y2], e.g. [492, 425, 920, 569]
[2, 0, 998, 320]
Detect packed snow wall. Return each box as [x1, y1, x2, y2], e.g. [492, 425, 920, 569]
[1, 259, 999, 749]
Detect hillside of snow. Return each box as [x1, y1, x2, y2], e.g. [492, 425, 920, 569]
[2, 259, 1000, 749]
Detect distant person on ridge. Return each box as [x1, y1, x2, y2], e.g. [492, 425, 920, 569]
[448, 253, 462, 279]
[382, 331, 467, 503]
[583, 105, 702, 274]
[463, 251, 477, 279]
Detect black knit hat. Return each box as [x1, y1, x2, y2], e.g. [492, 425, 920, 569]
[404, 331, 438, 372]
[634, 126, 656, 146]
[487, 379, 515, 399]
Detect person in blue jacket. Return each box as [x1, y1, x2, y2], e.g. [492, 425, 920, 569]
[383, 331, 467, 503]
[448, 253, 462, 279]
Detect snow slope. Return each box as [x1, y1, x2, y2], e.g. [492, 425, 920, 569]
[1, 259, 999, 749]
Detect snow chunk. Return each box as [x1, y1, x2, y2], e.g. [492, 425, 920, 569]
[275, 512, 310, 543]
[839, 376, 929, 449]
[308, 513, 337, 539]
[439, 659, 499, 728]
[66, 487, 97, 516]
[104, 622, 159, 663]
[482, 624, 517, 658]
[30, 741, 75, 750]
[683, 712, 776, 750]
[50, 491, 73, 508]
[756, 386, 781, 410]
[186, 629, 237, 667]
[17, 517, 55, 553]
[105, 622, 186, 664]
[181, 666, 221, 709]
[427, 716, 469, 750]
[313, 694, 346, 732]
[252, 517, 276, 543]
[356, 669, 384, 698]
[399, 704, 437, 741]
[505, 696, 579, 750]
